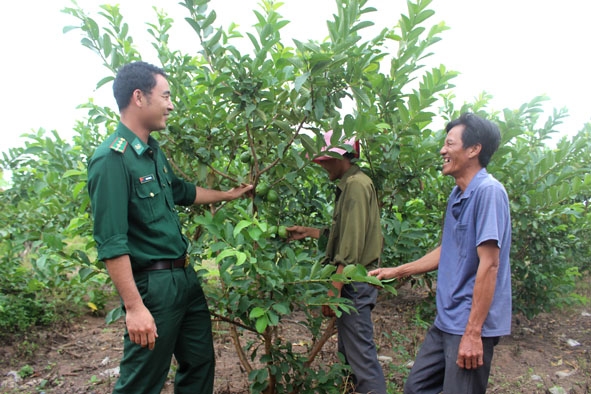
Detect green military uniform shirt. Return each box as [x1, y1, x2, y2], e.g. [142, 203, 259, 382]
[321, 165, 382, 268]
[87, 122, 197, 270]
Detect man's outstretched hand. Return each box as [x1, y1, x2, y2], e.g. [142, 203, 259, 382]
[285, 226, 320, 241]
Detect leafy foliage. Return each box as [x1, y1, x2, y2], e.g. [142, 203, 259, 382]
[490, 102, 591, 316]
[0, 0, 589, 391]
[0, 130, 111, 337]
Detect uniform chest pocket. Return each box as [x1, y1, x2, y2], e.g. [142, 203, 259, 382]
[133, 180, 164, 224]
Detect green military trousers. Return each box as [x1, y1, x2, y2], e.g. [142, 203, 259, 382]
[113, 266, 215, 394]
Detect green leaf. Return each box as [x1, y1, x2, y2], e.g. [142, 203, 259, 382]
[96, 76, 115, 89]
[314, 97, 325, 119]
[62, 25, 79, 34]
[235, 252, 247, 266]
[63, 169, 85, 178]
[309, 261, 322, 278]
[26, 279, 45, 292]
[106, 306, 125, 324]
[73, 249, 92, 265]
[294, 72, 309, 92]
[201, 10, 217, 29]
[319, 264, 336, 278]
[267, 310, 279, 326]
[414, 9, 435, 25]
[78, 267, 96, 281]
[255, 315, 269, 333]
[271, 302, 290, 315]
[365, 275, 382, 287]
[233, 219, 251, 238]
[249, 307, 266, 319]
[103, 33, 112, 57]
[184, 17, 202, 35]
[216, 249, 235, 263]
[344, 114, 355, 134]
[72, 182, 86, 199]
[350, 20, 374, 34]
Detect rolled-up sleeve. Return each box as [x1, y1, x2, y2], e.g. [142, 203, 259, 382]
[87, 152, 131, 261]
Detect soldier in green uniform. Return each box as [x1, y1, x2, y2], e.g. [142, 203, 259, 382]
[87, 61, 252, 394]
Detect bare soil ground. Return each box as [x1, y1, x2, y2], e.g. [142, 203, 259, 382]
[1, 282, 589, 394]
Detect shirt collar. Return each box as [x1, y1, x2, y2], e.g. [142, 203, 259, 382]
[116, 122, 159, 156]
[451, 168, 489, 202]
[337, 164, 362, 192]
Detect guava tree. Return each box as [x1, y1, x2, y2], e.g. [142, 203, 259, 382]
[62, 0, 452, 391]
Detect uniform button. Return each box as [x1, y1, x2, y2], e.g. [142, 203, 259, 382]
[150, 192, 155, 197]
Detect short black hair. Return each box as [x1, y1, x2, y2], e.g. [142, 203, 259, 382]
[343, 151, 357, 161]
[446, 113, 501, 168]
[112, 61, 167, 111]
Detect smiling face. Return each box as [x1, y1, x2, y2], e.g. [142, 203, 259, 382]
[440, 124, 479, 180]
[140, 74, 174, 132]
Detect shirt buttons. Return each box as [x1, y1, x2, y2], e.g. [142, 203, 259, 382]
[150, 192, 155, 197]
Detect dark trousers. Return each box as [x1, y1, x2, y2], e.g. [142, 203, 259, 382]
[114, 267, 214, 394]
[337, 282, 387, 394]
[404, 325, 499, 394]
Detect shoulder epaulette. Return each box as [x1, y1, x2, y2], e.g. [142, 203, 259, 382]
[110, 137, 128, 153]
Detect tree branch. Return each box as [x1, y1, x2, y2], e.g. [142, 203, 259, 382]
[304, 316, 337, 368]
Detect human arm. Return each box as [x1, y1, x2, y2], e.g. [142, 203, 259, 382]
[193, 184, 253, 205]
[285, 226, 322, 241]
[88, 152, 156, 349]
[456, 240, 500, 369]
[369, 246, 441, 280]
[104, 255, 158, 350]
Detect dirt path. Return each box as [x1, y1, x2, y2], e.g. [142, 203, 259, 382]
[1, 283, 589, 393]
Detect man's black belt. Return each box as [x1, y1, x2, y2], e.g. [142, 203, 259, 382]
[138, 255, 189, 272]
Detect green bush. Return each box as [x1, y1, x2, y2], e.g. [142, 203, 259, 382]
[0, 131, 111, 337]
